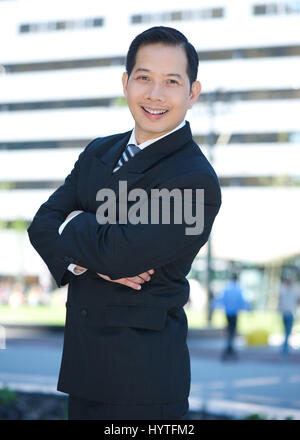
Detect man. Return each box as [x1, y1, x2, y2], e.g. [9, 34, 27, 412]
[211, 273, 250, 360]
[278, 278, 299, 355]
[28, 26, 221, 420]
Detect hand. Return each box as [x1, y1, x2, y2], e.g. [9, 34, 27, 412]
[97, 269, 155, 291]
[74, 265, 87, 274]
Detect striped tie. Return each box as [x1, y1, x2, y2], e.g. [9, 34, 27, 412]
[113, 143, 141, 173]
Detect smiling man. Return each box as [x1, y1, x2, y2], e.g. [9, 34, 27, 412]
[122, 42, 200, 143]
[27, 26, 221, 420]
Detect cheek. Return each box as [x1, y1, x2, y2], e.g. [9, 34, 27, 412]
[168, 90, 189, 106]
[128, 94, 143, 110]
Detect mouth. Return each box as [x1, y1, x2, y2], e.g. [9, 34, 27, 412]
[140, 106, 169, 119]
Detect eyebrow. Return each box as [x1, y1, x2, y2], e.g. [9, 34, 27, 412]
[134, 68, 183, 79]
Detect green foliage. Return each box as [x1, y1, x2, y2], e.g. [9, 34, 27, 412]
[243, 413, 267, 420]
[0, 387, 17, 406]
[185, 308, 298, 336]
[62, 404, 68, 420]
[114, 97, 127, 107]
[11, 219, 27, 231]
[243, 413, 294, 420]
[0, 304, 66, 326]
[0, 220, 8, 229]
[0, 182, 15, 190]
[0, 218, 28, 231]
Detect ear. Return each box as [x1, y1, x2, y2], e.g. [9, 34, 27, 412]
[188, 80, 202, 109]
[122, 72, 129, 98]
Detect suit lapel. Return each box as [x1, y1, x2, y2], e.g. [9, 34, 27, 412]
[87, 132, 131, 209]
[87, 121, 192, 211]
[127, 121, 192, 174]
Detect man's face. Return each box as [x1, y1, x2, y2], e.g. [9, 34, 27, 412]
[122, 43, 201, 144]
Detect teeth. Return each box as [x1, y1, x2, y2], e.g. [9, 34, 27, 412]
[143, 107, 167, 115]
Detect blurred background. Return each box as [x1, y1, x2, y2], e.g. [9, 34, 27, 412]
[0, 0, 300, 348]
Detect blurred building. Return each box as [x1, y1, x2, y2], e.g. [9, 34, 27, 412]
[0, 0, 300, 302]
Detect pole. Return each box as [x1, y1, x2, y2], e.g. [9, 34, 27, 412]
[206, 91, 216, 325]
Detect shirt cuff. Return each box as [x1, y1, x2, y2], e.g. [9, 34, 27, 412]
[68, 264, 87, 276]
[59, 213, 86, 276]
[58, 212, 82, 235]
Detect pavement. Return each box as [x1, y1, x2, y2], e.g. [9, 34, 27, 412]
[0, 326, 300, 420]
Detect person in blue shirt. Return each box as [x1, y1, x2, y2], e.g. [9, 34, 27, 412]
[212, 273, 251, 360]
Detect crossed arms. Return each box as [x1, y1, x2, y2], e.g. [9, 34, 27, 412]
[27, 144, 221, 289]
[60, 209, 154, 290]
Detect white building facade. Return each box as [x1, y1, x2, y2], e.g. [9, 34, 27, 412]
[0, 0, 300, 280]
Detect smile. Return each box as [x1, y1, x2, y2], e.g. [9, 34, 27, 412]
[141, 106, 168, 115]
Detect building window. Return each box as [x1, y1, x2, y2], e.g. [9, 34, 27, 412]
[19, 24, 30, 33]
[18, 17, 105, 34]
[171, 11, 183, 21]
[3, 44, 300, 74]
[92, 18, 104, 27]
[130, 7, 224, 24]
[253, 5, 267, 15]
[55, 21, 67, 30]
[131, 14, 143, 24]
[253, 1, 300, 16]
[211, 7, 224, 18]
[2, 131, 299, 151]
[1, 88, 299, 113]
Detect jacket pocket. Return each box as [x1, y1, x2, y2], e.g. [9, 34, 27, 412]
[105, 304, 167, 331]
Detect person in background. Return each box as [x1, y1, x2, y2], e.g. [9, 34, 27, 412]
[278, 278, 299, 355]
[211, 273, 251, 360]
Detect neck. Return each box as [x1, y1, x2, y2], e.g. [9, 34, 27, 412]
[134, 121, 186, 145]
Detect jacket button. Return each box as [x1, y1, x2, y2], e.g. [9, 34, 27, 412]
[81, 308, 88, 318]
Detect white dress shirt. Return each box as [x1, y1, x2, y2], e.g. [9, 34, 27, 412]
[59, 120, 186, 276]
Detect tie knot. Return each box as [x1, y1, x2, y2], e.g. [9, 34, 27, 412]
[126, 143, 140, 156]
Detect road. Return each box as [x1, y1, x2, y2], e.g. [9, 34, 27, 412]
[1, 327, 300, 419]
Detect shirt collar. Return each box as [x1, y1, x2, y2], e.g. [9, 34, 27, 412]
[127, 120, 186, 151]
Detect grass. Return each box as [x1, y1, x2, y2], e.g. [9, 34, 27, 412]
[185, 308, 300, 337]
[0, 387, 17, 406]
[0, 303, 299, 337]
[0, 304, 66, 326]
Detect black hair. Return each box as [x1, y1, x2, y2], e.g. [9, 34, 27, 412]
[125, 26, 199, 87]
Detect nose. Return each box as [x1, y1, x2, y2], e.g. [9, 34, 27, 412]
[144, 82, 166, 103]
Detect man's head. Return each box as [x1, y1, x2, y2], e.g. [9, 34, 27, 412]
[126, 26, 199, 88]
[122, 26, 201, 144]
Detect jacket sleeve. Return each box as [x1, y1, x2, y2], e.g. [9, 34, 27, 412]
[27, 140, 98, 287]
[56, 172, 222, 279]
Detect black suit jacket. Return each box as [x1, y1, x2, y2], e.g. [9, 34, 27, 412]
[27, 121, 221, 405]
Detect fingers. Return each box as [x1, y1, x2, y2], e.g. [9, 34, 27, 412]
[97, 274, 142, 290]
[96, 269, 156, 291]
[136, 269, 155, 282]
[127, 268, 155, 284]
[116, 279, 142, 291]
[130, 274, 149, 283]
[75, 265, 87, 271]
[97, 273, 111, 281]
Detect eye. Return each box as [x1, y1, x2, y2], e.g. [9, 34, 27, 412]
[167, 79, 179, 85]
[137, 75, 149, 81]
